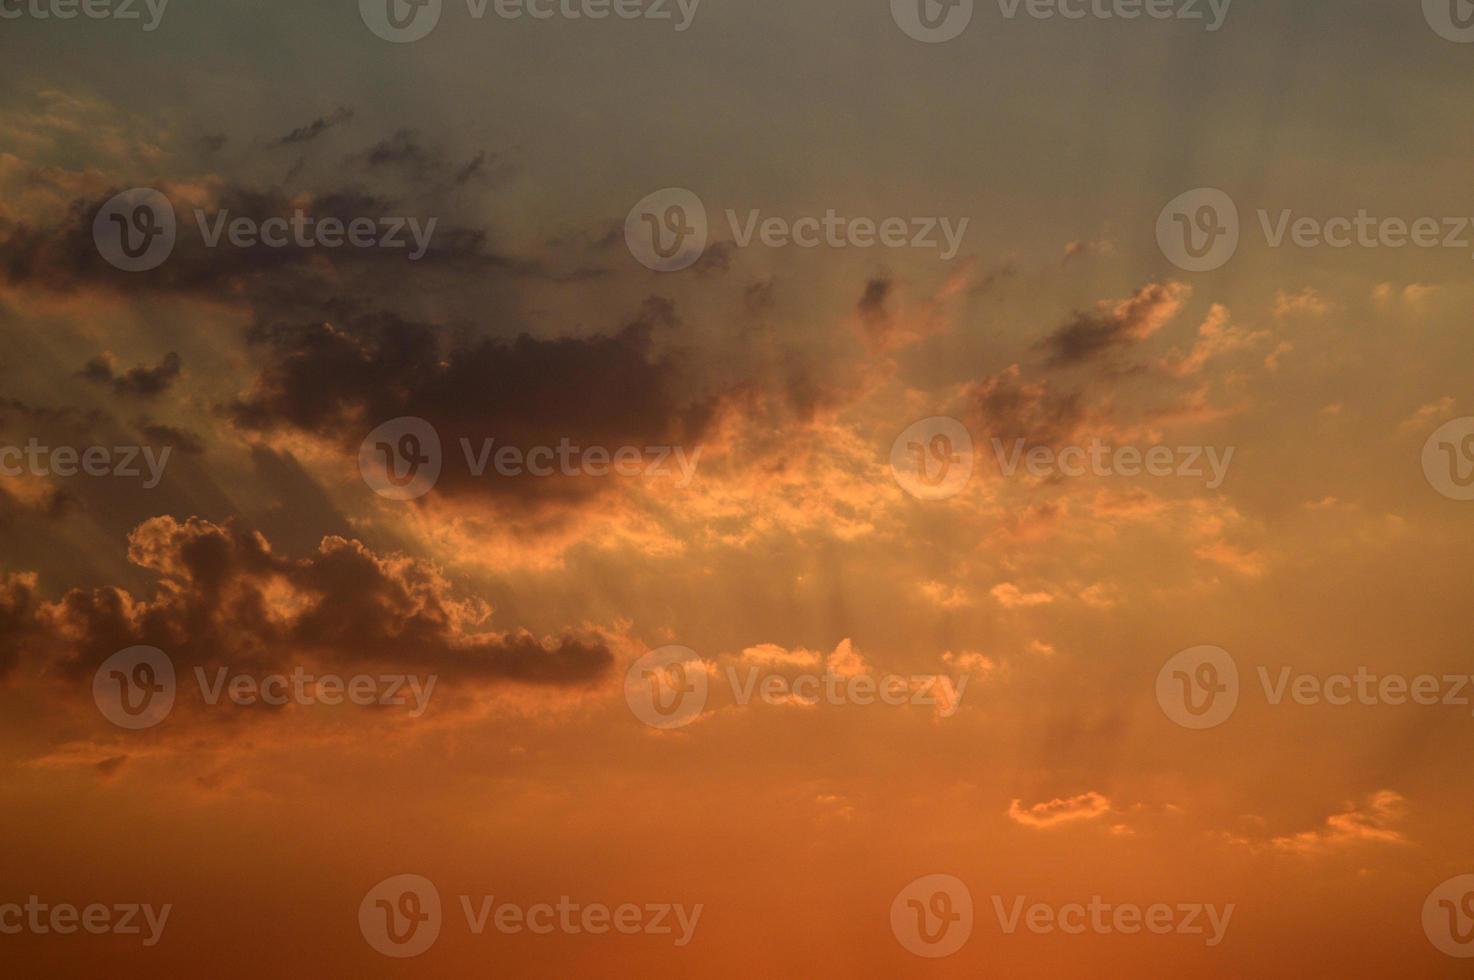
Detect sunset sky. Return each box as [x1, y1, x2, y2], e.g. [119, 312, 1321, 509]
[3, 0, 1474, 975]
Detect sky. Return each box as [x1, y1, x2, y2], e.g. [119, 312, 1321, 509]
[3, 0, 1474, 975]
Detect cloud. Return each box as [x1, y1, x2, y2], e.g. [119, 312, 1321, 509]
[1267, 791, 1410, 855]
[991, 582, 1055, 608]
[1041, 281, 1188, 367]
[271, 107, 354, 147]
[229, 300, 717, 510]
[1158, 305, 1271, 378]
[1007, 791, 1113, 828]
[16, 516, 612, 695]
[80, 352, 182, 398]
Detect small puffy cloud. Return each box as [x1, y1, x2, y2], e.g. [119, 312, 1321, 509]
[1008, 791, 1113, 829]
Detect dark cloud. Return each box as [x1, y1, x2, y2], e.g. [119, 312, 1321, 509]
[29, 516, 612, 689]
[134, 420, 206, 456]
[229, 299, 714, 507]
[272, 106, 354, 147]
[1039, 282, 1186, 367]
[81, 352, 182, 398]
[966, 365, 1086, 450]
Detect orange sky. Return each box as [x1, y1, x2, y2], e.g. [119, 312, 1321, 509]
[3, 1, 1474, 976]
